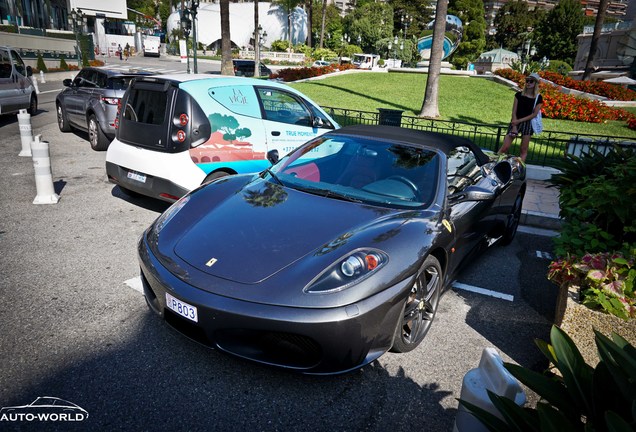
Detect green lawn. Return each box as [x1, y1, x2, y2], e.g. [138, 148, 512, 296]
[289, 72, 636, 139]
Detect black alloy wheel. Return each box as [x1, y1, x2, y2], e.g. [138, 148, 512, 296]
[391, 255, 442, 353]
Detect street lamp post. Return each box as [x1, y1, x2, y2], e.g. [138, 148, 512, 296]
[68, 8, 86, 67]
[401, 14, 412, 37]
[254, 25, 267, 77]
[393, 35, 398, 62]
[180, 8, 192, 74]
[191, 0, 200, 74]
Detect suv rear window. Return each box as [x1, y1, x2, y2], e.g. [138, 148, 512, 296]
[108, 76, 135, 91]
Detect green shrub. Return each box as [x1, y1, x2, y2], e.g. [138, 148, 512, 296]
[459, 325, 636, 431]
[545, 60, 572, 76]
[312, 48, 337, 62]
[36, 53, 47, 73]
[549, 146, 636, 256]
[59, 55, 69, 71]
[270, 40, 290, 52]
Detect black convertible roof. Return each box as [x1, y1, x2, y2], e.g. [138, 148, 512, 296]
[335, 125, 490, 165]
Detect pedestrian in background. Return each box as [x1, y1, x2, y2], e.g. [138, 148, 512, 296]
[118, 44, 123, 61]
[497, 72, 543, 162]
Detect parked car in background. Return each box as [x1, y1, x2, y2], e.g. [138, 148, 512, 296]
[56, 67, 152, 151]
[136, 125, 527, 374]
[106, 74, 338, 202]
[312, 60, 330, 67]
[232, 60, 272, 77]
[0, 46, 37, 116]
[143, 36, 161, 57]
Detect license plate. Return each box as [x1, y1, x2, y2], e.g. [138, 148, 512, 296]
[127, 170, 146, 183]
[166, 293, 198, 322]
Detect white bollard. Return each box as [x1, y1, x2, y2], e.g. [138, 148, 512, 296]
[32, 77, 40, 94]
[454, 348, 526, 432]
[40, 70, 46, 83]
[17, 109, 33, 157]
[30, 135, 60, 205]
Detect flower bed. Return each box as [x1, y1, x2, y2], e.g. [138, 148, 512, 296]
[271, 63, 358, 82]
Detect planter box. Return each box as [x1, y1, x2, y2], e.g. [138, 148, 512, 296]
[555, 286, 636, 365]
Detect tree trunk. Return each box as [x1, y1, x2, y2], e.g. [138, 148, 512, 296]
[582, 0, 609, 81]
[306, 0, 313, 48]
[419, 0, 449, 118]
[320, 0, 327, 49]
[220, 0, 234, 75]
[254, 0, 260, 77]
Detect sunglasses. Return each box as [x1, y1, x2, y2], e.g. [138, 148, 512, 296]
[526, 79, 536, 83]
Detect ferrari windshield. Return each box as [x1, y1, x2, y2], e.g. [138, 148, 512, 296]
[269, 134, 440, 208]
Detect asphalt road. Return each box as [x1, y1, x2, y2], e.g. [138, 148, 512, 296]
[0, 83, 557, 431]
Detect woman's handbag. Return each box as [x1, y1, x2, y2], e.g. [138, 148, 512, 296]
[530, 95, 543, 135]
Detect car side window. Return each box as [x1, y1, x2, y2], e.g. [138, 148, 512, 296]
[95, 72, 108, 89]
[447, 146, 483, 194]
[0, 51, 11, 78]
[11, 50, 25, 76]
[256, 88, 312, 127]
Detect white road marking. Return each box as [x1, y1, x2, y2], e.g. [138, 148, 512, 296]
[452, 282, 514, 302]
[125, 276, 143, 294]
[535, 250, 553, 260]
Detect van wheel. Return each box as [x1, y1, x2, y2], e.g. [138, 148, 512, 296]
[27, 94, 37, 115]
[88, 115, 109, 151]
[57, 104, 71, 132]
[203, 170, 231, 184]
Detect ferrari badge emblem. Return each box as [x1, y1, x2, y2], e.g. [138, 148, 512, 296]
[442, 219, 453, 233]
[205, 258, 218, 267]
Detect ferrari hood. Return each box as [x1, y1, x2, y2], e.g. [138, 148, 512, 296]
[173, 181, 396, 284]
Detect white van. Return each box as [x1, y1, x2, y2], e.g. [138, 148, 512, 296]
[106, 75, 339, 202]
[0, 46, 37, 115]
[143, 36, 161, 57]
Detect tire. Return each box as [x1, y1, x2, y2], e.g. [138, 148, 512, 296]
[88, 115, 109, 151]
[390, 255, 442, 353]
[27, 94, 37, 115]
[203, 170, 231, 184]
[500, 194, 523, 246]
[57, 104, 71, 132]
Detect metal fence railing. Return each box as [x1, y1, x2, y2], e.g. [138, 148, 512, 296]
[322, 106, 636, 168]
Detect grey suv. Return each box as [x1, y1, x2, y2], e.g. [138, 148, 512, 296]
[55, 67, 151, 151]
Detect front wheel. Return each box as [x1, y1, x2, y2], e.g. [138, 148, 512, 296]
[390, 255, 442, 353]
[88, 115, 109, 151]
[27, 94, 38, 115]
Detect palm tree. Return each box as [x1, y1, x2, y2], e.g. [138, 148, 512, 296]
[582, 0, 609, 80]
[254, 0, 260, 77]
[220, 0, 234, 75]
[273, 0, 303, 56]
[320, 0, 327, 49]
[419, 0, 449, 118]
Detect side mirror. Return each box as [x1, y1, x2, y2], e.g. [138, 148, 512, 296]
[449, 185, 496, 204]
[267, 149, 279, 165]
[26, 65, 33, 77]
[493, 161, 512, 185]
[312, 116, 324, 128]
[63, 78, 72, 87]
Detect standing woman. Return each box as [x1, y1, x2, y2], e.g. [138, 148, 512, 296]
[498, 72, 543, 161]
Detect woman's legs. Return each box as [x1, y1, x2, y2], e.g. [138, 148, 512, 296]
[498, 133, 515, 155]
[519, 135, 531, 161]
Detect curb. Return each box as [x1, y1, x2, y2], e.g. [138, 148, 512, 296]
[521, 210, 562, 231]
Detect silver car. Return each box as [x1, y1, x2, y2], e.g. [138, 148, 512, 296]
[55, 67, 151, 151]
[0, 46, 37, 116]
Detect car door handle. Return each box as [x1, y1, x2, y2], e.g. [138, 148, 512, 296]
[271, 131, 280, 136]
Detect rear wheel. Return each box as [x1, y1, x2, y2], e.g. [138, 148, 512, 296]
[57, 104, 71, 132]
[500, 194, 523, 246]
[203, 170, 231, 184]
[390, 255, 442, 353]
[27, 94, 37, 115]
[88, 115, 109, 151]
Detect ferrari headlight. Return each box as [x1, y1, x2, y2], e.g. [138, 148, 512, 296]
[147, 195, 191, 245]
[304, 249, 388, 294]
